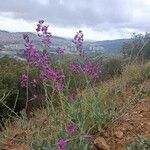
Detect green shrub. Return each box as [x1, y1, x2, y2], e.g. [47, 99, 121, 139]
[0, 57, 24, 122]
[0, 57, 45, 124]
[102, 57, 123, 79]
[123, 62, 150, 87]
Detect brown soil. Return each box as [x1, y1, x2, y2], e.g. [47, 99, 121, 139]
[104, 97, 150, 150]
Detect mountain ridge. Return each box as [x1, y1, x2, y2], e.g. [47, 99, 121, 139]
[0, 30, 131, 54]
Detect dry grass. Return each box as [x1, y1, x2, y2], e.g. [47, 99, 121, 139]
[0, 62, 150, 149]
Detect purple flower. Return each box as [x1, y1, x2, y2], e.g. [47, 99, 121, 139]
[83, 63, 101, 79]
[58, 139, 67, 150]
[42, 33, 52, 46]
[55, 81, 64, 92]
[66, 123, 76, 135]
[40, 70, 49, 80]
[69, 91, 77, 102]
[30, 47, 37, 57]
[83, 64, 93, 75]
[36, 20, 44, 32]
[72, 30, 84, 46]
[31, 79, 37, 87]
[38, 54, 51, 69]
[48, 69, 56, 79]
[23, 34, 30, 43]
[56, 47, 64, 56]
[56, 70, 64, 81]
[39, 20, 44, 24]
[20, 74, 28, 88]
[23, 35, 39, 65]
[69, 63, 81, 73]
[36, 20, 52, 48]
[72, 30, 84, 56]
[41, 25, 48, 34]
[36, 24, 41, 32]
[40, 68, 55, 80]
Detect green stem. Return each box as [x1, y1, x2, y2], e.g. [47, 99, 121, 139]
[25, 64, 29, 112]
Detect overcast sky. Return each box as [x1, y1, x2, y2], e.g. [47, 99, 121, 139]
[0, 0, 150, 41]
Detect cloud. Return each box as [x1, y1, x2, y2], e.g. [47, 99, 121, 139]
[0, 0, 149, 40]
[0, 0, 135, 26]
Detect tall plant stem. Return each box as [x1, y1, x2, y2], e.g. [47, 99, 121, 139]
[25, 64, 29, 112]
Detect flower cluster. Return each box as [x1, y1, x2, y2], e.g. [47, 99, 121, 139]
[58, 123, 76, 150]
[21, 21, 65, 93]
[55, 70, 64, 92]
[83, 63, 101, 79]
[58, 139, 67, 150]
[83, 64, 93, 75]
[23, 34, 39, 65]
[72, 30, 84, 46]
[72, 30, 84, 56]
[56, 47, 64, 56]
[66, 123, 76, 135]
[36, 21, 64, 91]
[38, 54, 51, 69]
[31, 79, 37, 87]
[20, 73, 28, 88]
[36, 20, 52, 51]
[69, 63, 81, 73]
[69, 62, 101, 79]
[39, 61, 64, 92]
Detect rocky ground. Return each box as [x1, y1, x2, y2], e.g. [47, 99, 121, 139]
[104, 98, 150, 150]
[94, 83, 150, 150]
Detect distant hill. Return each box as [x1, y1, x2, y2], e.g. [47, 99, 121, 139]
[0, 30, 72, 49]
[0, 30, 131, 57]
[87, 39, 131, 53]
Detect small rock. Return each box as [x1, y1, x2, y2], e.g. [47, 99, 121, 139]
[125, 118, 130, 121]
[114, 131, 123, 139]
[122, 127, 126, 131]
[94, 137, 110, 150]
[103, 132, 109, 138]
[145, 131, 149, 134]
[147, 122, 150, 126]
[133, 111, 138, 114]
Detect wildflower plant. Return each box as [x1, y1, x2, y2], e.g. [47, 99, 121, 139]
[19, 20, 103, 149]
